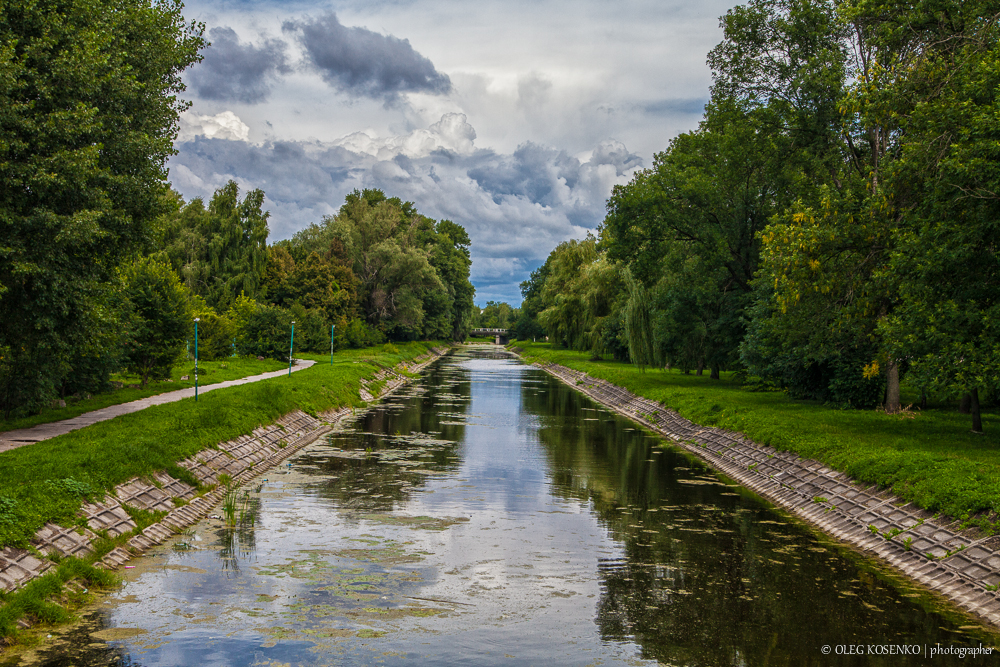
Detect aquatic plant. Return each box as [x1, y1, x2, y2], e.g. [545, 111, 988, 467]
[221, 484, 257, 528]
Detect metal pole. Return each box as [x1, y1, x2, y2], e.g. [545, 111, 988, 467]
[194, 318, 200, 402]
[330, 325, 335, 365]
[288, 321, 296, 377]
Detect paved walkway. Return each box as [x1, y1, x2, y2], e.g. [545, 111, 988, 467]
[0, 360, 316, 453]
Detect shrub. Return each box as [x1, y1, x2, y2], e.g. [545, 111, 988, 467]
[121, 257, 190, 386]
[236, 304, 295, 360]
[191, 308, 236, 361]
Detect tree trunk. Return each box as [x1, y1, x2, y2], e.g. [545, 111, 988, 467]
[920, 390, 927, 411]
[696, 360, 704, 376]
[710, 364, 720, 380]
[959, 393, 972, 414]
[971, 388, 983, 433]
[885, 359, 900, 414]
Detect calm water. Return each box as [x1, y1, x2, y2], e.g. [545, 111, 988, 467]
[7, 348, 996, 666]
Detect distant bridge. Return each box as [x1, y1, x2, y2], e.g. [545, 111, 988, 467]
[469, 328, 510, 345]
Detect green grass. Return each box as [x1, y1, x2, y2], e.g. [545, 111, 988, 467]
[0, 341, 446, 549]
[515, 342, 1000, 532]
[0, 357, 286, 433]
[0, 556, 118, 639]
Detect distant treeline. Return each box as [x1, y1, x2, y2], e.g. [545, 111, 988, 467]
[152, 184, 475, 363]
[515, 0, 1000, 432]
[3, 127, 474, 417]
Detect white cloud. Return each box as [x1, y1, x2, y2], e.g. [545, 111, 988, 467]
[171, 0, 739, 302]
[169, 113, 638, 302]
[177, 110, 251, 143]
[335, 112, 477, 159]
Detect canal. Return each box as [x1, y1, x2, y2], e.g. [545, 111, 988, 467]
[7, 348, 995, 665]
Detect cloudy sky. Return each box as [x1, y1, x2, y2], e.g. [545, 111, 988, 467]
[172, 0, 738, 304]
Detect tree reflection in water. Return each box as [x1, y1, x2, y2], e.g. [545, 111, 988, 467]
[523, 369, 986, 666]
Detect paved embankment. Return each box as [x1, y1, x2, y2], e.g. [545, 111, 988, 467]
[0, 360, 317, 453]
[529, 357, 1000, 629]
[0, 348, 447, 610]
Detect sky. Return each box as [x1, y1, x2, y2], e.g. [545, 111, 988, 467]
[171, 0, 739, 305]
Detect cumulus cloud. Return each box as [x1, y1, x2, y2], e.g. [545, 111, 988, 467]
[168, 115, 640, 302]
[283, 12, 451, 103]
[467, 139, 642, 226]
[335, 112, 476, 159]
[186, 27, 289, 104]
[177, 111, 251, 142]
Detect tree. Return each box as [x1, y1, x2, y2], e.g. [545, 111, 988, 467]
[283, 252, 355, 321]
[874, 2, 1000, 431]
[235, 302, 294, 361]
[514, 262, 551, 342]
[474, 301, 518, 329]
[424, 219, 475, 340]
[0, 0, 204, 414]
[324, 191, 445, 338]
[158, 182, 270, 310]
[188, 297, 235, 361]
[537, 238, 599, 349]
[603, 100, 789, 377]
[121, 257, 190, 386]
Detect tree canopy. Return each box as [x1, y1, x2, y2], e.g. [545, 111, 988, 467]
[0, 0, 204, 415]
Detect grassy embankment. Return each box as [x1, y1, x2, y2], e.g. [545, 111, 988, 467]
[515, 342, 1000, 532]
[0, 342, 443, 550]
[0, 357, 287, 434]
[0, 341, 444, 639]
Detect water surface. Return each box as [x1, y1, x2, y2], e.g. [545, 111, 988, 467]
[7, 348, 994, 666]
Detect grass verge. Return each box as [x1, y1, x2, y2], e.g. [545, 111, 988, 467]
[0, 341, 446, 549]
[0, 357, 287, 434]
[514, 342, 1000, 532]
[0, 557, 118, 642]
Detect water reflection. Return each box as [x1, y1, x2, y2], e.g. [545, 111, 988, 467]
[526, 367, 990, 665]
[5, 348, 994, 667]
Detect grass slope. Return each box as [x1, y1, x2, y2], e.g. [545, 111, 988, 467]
[516, 342, 1000, 531]
[0, 357, 287, 433]
[0, 342, 443, 548]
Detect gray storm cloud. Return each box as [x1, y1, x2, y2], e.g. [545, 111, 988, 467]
[283, 12, 452, 102]
[186, 27, 290, 104]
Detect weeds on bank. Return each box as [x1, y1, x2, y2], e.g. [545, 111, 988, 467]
[221, 483, 258, 528]
[515, 342, 1000, 533]
[0, 557, 118, 640]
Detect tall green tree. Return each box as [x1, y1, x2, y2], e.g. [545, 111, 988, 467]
[0, 0, 203, 415]
[603, 100, 791, 377]
[158, 181, 270, 310]
[874, 2, 1000, 431]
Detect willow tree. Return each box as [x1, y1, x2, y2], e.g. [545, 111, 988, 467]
[158, 182, 270, 311]
[622, 270, 657, 371]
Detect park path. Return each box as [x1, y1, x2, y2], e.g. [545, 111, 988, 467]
[0, 360, 316, 454]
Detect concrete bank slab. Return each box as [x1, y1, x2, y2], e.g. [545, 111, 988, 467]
[0, 347, 450, 605]
[0, 360, 317, 453]
[530, 358, 1000, 629]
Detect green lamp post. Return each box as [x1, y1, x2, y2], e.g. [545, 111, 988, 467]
[330, 324, 335, 365]
[288, 321, 296, 377]
[194, 317, 200, 402]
